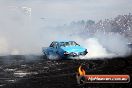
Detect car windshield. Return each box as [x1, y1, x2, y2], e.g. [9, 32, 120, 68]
[60, 41, 80, 47]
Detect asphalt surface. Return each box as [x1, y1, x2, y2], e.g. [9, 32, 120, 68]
[0, 55, 132, 88]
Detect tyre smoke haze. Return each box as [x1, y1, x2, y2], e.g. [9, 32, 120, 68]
[0, 37, 9, 55]
[61, 32, 130, 59]
[81, 33, 130, 59]
[0, 8, 131, 57]
[0, 0, 131, 58]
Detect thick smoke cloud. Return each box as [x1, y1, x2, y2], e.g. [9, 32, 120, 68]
[94, 32, 130, 56]
[0, 37, 8, 54]
[0, 2, 37, 55]
[0, 0, 131, 57]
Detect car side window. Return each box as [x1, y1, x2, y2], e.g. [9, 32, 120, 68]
[56, 43, 59, 48]
[50, 42, 54, 47]
[50, 42, 59, 48]
[53, 42, 58, 48]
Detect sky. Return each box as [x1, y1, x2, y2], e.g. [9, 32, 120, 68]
[0, 0, 131, 55]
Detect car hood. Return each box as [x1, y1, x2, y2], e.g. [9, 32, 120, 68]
[61, 46, 86, 53]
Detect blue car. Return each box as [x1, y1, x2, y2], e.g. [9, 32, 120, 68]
[42, 41, 88, 59]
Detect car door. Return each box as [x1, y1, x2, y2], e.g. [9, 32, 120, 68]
[52, 42, 58, 54]
[48, 42, 55, 54]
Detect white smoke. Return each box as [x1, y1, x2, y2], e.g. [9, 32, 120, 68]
[94, 32, 130, 56]
[0, 37, 9, 55]
[77, 32, 130, 59]
[11, 49, 20, 55]
[83, 38, 110, 58]
[0, 0, 131, 58]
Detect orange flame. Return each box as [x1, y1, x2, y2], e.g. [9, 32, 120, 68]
[78, 65, 86, 76]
